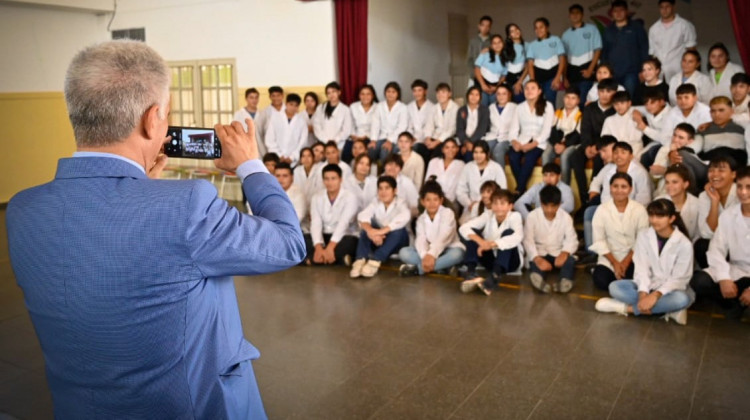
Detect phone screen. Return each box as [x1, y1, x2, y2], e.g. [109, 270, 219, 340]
[165, 127, 222, 159]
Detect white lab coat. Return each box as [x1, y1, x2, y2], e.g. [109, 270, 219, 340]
[459, 210, 525, 260]
[264, 112, 308, 165]
[632, 227, 694, 295]
[590, 199, 650, 271]
[402, 153, 425, 188]
[456, 160, 508, 208]
[344, 174, 377, 211]
[709, 62, 744, 100]
[588, 161, 652, 206]
[285, 183, 309, 232]
[640, 104, 672, 147]
[255, 105, 286, 150]
[523, 207, 578, 261]
[697, 184, 739, 240]
[426, 100, 459, 141]
[308, 161, 353, 200]
[668, 71, 713, 106]
[415, 206, 465, 258]
[484, 102, 517, 142]
[706, 203, 750, 282]
[357, 197, 411, 231]
[350, 101, 378, 139]
[310, 187, 360, 245]
[425, 158, 466, 202]
[658, 193, 700, 242]
[601, 109, 645, 157]
[395, 174, 419, 212]
[407, 100, 436, 142]
[648, 14, 697, 82]
[293, 162, 320, 201]
[372, 101, 410, 143]
[509, 101, 555, 151]
[313, 103, 353, 150]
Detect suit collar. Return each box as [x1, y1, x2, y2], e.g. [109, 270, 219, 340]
[55, 156, 149, 180]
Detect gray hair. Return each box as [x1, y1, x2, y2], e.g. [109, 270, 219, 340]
[64, 40, 170, 147]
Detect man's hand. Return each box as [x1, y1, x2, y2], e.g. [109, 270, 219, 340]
[668, 149, 683, 164]
[705, 183, 721, 204]
[612, 260, 625, 280]
[147, 152, 169, 179]
[534, 256, 552, 272]
[422, 254, 436, 273]
[214, 118, 258, 172]
[323, 244, 336, 264]
[719, 280, 738, 299]
[511, 140, 523, 152]
[581, 68, 594, 79]
[739, 288, 750, 306]
[554, 252, 569, 268]
[477, 240, 495, 256]
[697, 122, 711, 132]
[313, 245, 326, 264]
[637, 292, 659, 315]
[632, 110, 648, 131]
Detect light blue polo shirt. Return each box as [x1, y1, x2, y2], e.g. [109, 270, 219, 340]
[507, 42, 527, 74]
[474, 52, 508, 83]
[526, 35, 566, 70]
[562, 23, 603, 66]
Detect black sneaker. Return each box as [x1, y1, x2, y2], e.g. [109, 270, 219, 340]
[398, 264, 419, 277]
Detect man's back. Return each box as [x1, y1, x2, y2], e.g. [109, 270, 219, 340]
[7, 156, 305, 418]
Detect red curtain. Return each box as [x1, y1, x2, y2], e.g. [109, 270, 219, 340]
[334, 0, 368, 104]
[727, 0, 750, 70]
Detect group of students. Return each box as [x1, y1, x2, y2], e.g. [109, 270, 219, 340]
[231, 1, 750, 325]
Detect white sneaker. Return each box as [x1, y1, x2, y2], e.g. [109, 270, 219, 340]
[343, 254, 353, 267]
[349, 259, 366, 278]
[558, 278, 574, 294]
[665, 309, 688, 326]
[595, 298, 628, 316]
[529, 272, 551, 293]
[361, 260, 381, 278]
[460, 277, 484, 293]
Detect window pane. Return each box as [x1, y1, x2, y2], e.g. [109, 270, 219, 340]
[204, 89, 218, 112]
[184, 113, 195, 127]
[219, 89, 233, 112]
[219, 112, 233, 124]
[219, 65, 232, 87]
[171, 68, 180, 88]
[181, 67, 193, 88]
[169, 90, 180, 111]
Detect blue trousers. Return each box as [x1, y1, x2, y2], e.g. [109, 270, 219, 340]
[356, 225, 409, 262]
[529, 254, 576, 281]
[398, 246, 465, 275]
[368, 139, 400, 165]
[461, 228, 521, 290]
[583, 195, 601, 251]
[609, 280, 694, 316]
[541, 144, 577, 185]
[508, 147, 543, 194]
[487, 139, 510, 166]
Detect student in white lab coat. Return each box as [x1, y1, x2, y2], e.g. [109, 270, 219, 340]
[345, 153, 377, 211]
[302, 92, 319, 147]
[658, 164, 700, 242]
[255, 85, 286, 156]
[347, 84, 379, 163]
[632, 88, 672, 168]
[350, 176, 411, 278]
[308, 141, 353, 198]
[464, 180, 502, 221]
[458, 189, 524, 295]
[456, 140, 508, 223]
[233, 88, 260, 129]
[691, 166, 750, 320]
[596, 198, 695, 325]
[274, 163, 308, 232]
[425, 138, 465, 204]
[418, 83, 459, 162]
[293, 147, 319, 202]
[397, 132, 425, 188]
[730, 73, 750, 127]
[524, 185, 579, 294]
[706, 42, 744, 100]
[590, 173, 650, 290]
[667, 51, 712, 106]
[398, 180, 465, 276]
[484, 85, 518, 166]
[370, 82, 409, 164]
[600, 91, 644, 157]
[694, 155, 739, 268]
[304, 164, 360, 266]
[313, 82, 352, 152]
[382, 154, 419, 216]
[349, 139, 378, 177]
[264, 93, 308, 166]
[407, 79, 435, 144]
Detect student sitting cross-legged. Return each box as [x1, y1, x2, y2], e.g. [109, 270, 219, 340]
[350, 176, 412, 279]
[398, 181, 466, 276]
[589, 173, 649, 290]
[691, 166, 750, 321]
[596, 198, 695, 325]
[458, 189, 524, 295]
[524, 185, 579, 294]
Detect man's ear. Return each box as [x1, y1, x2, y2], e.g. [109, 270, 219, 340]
[141, 104, 163, 141]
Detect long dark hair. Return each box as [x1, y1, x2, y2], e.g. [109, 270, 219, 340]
[357, 84, 379, 104]
[647, 198, 689, 238]
[478, 180, 501, 214]
[707, 42, 730, 71]
[489, 34, 505, 64]
[502, 23, 523, 64]
[525, 80, 547, 116]
[324, 81, 341, 119]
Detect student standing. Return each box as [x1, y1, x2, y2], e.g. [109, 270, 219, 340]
[526, 17, 567, 104]
[467, 16, 493, 85]
[399, 181, 466, 276]
[503, 23, 530, 103]
[420, 83, 459, 161]
[370, 82, 409, 164]
[456, 140, 508, 222]
[601, 1, 649, 96]
[459, 190, 524, 295]
[350, 176, 411, 278]
[456, 86, 490, 161]
[667, 51, 712, 106]
[407, 79, 435, 144]
[424, 139, 465, 204]
[562, 4, 602, 99]
[596, 199, 694, 325]
[305, 164, 360, 266]
[313, 82, 352, 153]
[694, 156, 738, 269]
[707, 43, 744, 101]
[348, 84, 379, 162]
[474, 34, 508, 106]
[543, 87, 581, 183]
[484, 85, 517, 166]
[691, 166, 750, 320]
[648, 0, 697, 83]
[508, 80, 554, 194]
[264, 93, 308, 166]
[525, 185, 579, 293]
[590, 173, 650, 290]
[255, 86, 286, 156]
[233, 87, 260, 130]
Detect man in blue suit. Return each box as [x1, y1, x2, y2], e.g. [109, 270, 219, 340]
[6, 40, 306, 419]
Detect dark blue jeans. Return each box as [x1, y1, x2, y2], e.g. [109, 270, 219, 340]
[508, 147, 544, 194]
[461, 228, 521, 290]
[617, 72, 640, 97]
[356, 222, 409, 262]
[529, 254, 575, 281]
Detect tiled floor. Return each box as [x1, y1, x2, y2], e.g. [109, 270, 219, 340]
[1, 208, 749, 419]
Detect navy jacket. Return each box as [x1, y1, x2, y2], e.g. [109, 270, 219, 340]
[601, 19, 649, 76]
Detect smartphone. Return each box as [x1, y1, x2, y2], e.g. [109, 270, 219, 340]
[165, 126, 222, 159]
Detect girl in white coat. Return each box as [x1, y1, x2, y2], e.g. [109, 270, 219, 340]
[425, 138, 465, 204]
[456, 140, 507, 223]
[345, 153, 377, 211]
[313, 82, 353, 151]
[668, 51, 712, 106]
[659, 164, 700, 241]
[590, 173, 650, 291]
[370, 82, 410, 164]
[596, 198, 695, 325]
[293, 147, 320, 202]
[707, 43, 744, 100]
[347, 84, 379, 163]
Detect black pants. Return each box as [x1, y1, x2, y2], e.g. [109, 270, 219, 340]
[691, 272, 750, 319]
[700, 147, 748, 168]
[694, 238, 710, 270]
[592, 262, 634, 291]
[570, 147, 603, 206]
[304, 233, 358, 265]
[414, 143, 443, 167]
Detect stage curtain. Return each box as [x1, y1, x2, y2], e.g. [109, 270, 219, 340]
[334, 0, 368, 104]
[727, 0, 750, 70]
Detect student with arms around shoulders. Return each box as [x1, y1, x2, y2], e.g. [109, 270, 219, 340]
[6, 40, 306, 419]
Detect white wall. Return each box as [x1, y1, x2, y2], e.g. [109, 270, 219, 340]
[368, 0, 468, 102]
[0, 0, 337, 92]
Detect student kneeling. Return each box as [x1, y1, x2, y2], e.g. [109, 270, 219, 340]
[524, 185, 579, 294]
[458, 189, 524, 295]
[596, 199, 695, 325]
[350, 176, 411, 278]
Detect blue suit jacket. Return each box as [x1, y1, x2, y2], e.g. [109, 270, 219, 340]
[6, 157, 305, 419]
